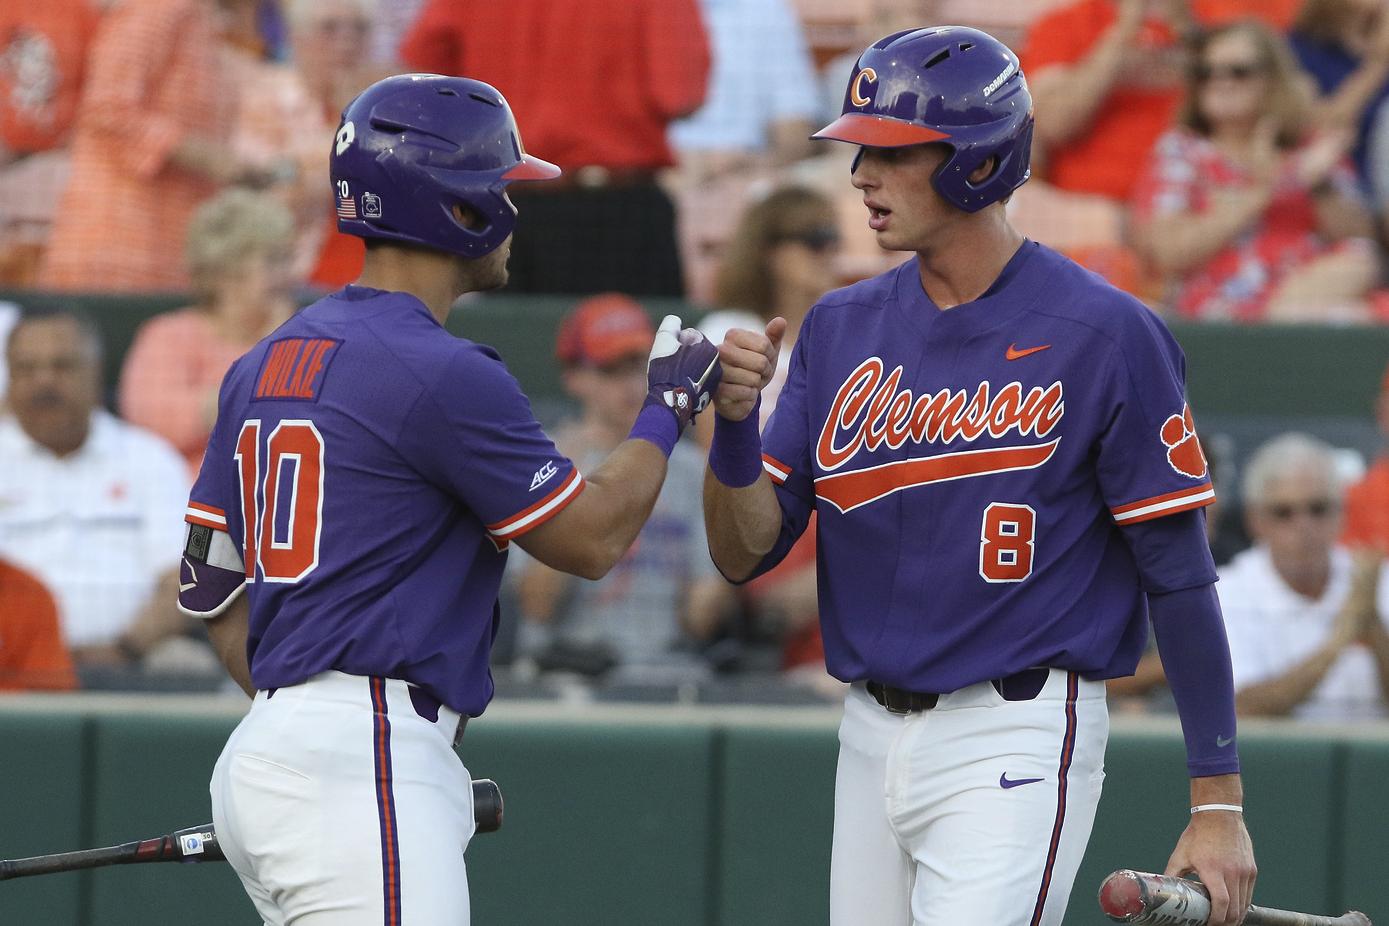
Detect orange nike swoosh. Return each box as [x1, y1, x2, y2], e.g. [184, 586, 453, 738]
[1006, 343, 1051, 361]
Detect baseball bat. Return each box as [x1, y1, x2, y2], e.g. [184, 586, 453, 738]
[1099, 869, 1372, 926]
[0, 779, 504, 882]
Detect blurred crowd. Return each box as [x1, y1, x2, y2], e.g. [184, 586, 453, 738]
[1, 0, 1388, 720]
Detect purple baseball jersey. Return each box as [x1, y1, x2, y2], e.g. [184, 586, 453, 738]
[180, 286, 582, 715]
[756, 241, 1215, 691]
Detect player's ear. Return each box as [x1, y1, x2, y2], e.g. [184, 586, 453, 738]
[969, 156, 999, 185]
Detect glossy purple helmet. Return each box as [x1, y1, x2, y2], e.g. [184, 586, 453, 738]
[814, 26, 1033, 213]
[330, 74, 560, 257]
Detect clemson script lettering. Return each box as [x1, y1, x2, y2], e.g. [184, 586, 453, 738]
[816, 357, 1065, 472]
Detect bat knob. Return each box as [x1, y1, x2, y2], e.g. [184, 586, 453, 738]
[472, 779, 503, 834]
[1099, 870, 1145, 922]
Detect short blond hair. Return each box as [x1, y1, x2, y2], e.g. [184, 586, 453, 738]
[185, 188, 295, 297]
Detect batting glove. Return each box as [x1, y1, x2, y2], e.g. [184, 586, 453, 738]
[645, 314, 721, 433]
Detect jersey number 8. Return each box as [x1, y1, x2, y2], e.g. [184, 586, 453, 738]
[979, 502, 1035, 583]
[235, 419, 326, 583]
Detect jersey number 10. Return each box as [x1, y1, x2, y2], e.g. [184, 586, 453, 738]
[235, 419, 325, 583]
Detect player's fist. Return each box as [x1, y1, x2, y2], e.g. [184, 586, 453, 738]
[714, 318, 786, 423]
[645, 315, 721, 432]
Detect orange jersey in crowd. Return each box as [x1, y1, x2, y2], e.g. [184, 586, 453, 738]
[0, 559, 77, 691]
[399, 0, 709, 171]
[0, 0, 103, 154]
[1343, 457, 1389, 551]
[1021, 0, 1300, 201]
[38, 0, 237, 292]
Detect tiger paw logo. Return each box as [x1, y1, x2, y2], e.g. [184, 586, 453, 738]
[1160, 404, 1207, 479]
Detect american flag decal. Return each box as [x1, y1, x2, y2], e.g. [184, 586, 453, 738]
[336, 194, 357, 219]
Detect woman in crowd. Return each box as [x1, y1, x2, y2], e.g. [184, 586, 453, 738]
[1130, 19, 1379, 323]
[697, 186, 842, 691]
[118, 188, 296, 473]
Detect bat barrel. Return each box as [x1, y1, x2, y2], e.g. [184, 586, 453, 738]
[1100, 870, 1374, 926]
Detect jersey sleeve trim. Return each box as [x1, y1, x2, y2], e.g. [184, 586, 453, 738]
[185, 502, 228, 529]
[762, 453, 790, 485]
[1111, 483, 1215, 525]
[486, 469, 585, 540]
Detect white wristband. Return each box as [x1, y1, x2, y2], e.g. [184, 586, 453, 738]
[1190, 803, 1244, 815]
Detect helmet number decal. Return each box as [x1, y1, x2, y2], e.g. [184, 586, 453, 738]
[338, 180, 351, 199]
[335, 121, 356, 155]
[851, 67, 877, 107]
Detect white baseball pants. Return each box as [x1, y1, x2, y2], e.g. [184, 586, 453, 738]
[830, 670, 1108, 926]
[210, 671, 475, 925]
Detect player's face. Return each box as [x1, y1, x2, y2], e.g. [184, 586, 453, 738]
[1249, 470, 1342, 584]
[5, 318, 100, 457]
[850, 144, 962, 253]
[454, 235, 512, 293]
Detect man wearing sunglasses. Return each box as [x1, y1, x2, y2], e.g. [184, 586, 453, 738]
[1219, 433, 1389, 721]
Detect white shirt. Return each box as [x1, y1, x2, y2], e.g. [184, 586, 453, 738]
[0, 411, 190, 647]
[668, 0, 820, 153]
[1218, 545, 1389, 722]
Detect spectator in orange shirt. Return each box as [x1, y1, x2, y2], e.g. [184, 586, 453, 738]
[0, 0, 104, 286]
[38, 0, 269, 292]
[0, 557, 77, 691]
[1343, 363, 1389, 552]
[1022, 0, 1300, 203]
[119, 188, 297, 474]
[400, 0, 710, 296]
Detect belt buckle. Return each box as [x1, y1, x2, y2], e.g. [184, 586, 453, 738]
[881, 687, 912, 715]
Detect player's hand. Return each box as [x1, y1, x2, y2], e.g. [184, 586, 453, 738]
[645, 314, 721, 432]
[713, 318, 786, 423]
[1164, 811, 1256, 926]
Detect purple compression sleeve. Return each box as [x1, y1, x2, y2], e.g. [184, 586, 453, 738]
[1150, 583, 1241, 777]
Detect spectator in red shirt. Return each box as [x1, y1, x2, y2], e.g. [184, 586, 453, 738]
[1130, 19, 1377, 323]
[1022, 0, 1300, 203]
[399, 0, 710, 296]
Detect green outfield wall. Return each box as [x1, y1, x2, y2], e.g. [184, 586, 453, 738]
[0, 699, 1385, 925]
[4, 290, 1387, 430]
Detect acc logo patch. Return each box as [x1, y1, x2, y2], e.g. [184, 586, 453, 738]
[1160, 404, 1207, 479]
[851, 67, 878, 107]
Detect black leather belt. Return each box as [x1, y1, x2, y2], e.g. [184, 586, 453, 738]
[867, 667, 1052, 715]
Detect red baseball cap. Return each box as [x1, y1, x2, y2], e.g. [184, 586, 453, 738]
[555, 293, 654, 366]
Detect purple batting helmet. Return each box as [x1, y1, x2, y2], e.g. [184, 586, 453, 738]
[814, 26, 1033, 213]
[330, 74, 560, 258]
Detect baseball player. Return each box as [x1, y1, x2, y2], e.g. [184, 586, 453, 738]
[175, 74, 720, 925]
[703, 27, 1257, 926]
